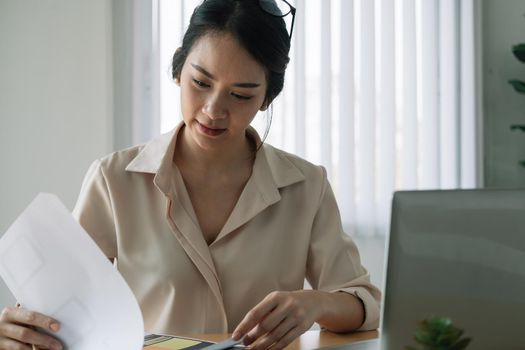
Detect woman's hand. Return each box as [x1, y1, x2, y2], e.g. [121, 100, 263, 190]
[232, 290, 322, 350]
[0, 306, 62, 350]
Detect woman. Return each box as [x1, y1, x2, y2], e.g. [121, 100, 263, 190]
[0, 1, 380, 349]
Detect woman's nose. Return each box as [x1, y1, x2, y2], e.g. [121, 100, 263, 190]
[203, 93, 228, 120]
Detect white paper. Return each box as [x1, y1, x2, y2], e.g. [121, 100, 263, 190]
[0, 193, 144, 350]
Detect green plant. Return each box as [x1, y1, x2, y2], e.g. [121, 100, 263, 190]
[509, 43, 525, 168]
[405, 316, 471, 350]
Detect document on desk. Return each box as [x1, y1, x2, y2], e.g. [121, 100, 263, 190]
[0, 193, 144, 350]
[144, 334, 244, 350]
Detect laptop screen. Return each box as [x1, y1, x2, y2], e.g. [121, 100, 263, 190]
[381, 189, 525, 350]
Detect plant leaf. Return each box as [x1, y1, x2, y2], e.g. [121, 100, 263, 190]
[509, 79, 525, 94]
[512, 43, 525, 63]
[520, 159, 525, 168]
[510, 124, 525, 132]
[436, 328, 462, 346]
[412, 316, 472, 349]
[429, 317, 451, 329]
[415, 330, 435, 345]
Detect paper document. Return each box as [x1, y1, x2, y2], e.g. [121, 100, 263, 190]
[144, 334, 211, 349]
[200, 337, 244, 350]
[0, 193, 144, 350]
[144, 334, 243, 350]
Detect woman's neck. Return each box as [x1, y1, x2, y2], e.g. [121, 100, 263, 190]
[174, 126, 255, 173]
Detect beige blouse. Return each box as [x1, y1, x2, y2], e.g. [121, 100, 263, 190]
[72, 123, 381, 335]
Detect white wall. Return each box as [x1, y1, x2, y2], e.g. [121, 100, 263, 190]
[482, 0, 525, 187]
[0, 0, 113, 305]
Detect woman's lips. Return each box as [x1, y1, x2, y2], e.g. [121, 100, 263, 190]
[196, 121, 227, 137]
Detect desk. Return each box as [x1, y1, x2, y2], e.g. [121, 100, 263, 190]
[179, 330, 379, 349]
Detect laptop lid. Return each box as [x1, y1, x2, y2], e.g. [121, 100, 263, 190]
[381, 189, 525, 350]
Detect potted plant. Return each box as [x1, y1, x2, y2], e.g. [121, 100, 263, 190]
[405, 316, 471, 350]
[509, 43, 525, 168]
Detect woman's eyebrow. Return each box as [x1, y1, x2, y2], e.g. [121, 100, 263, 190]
[191, 63, 261, 88]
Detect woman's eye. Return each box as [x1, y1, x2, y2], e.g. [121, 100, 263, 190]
[231, 92, 252, 100]
[192, 79, 209, 88]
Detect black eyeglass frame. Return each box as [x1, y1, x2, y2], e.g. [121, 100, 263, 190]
[258, 0, 296, 41]
[201, 0, 296, 41]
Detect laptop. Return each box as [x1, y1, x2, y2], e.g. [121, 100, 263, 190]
[326, 189, 525, 350]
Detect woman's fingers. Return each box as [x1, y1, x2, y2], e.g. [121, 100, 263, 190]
[232, 292, 281, 340]
[268, 326, 304, 350]
[0, 323, 62, 350]
[0, 307, 60, 333]
[0, 307, 62, 350]
[243, 302, 291, 344]
[248, 316, 297, 350]
[234, 291, 319, 349]
[0, 337, 32, 350]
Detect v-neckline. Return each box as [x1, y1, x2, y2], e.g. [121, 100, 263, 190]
[171, 160, 266, 246]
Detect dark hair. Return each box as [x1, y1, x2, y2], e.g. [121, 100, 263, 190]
[171, 0, 291, 107]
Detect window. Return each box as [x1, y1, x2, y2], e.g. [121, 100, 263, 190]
[155, 0, 483, 242]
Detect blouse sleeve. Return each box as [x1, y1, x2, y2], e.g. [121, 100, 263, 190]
[306, 167, 381, 331]
[72, 159, 118, 259]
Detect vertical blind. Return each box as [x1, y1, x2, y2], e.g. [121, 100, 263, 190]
[152, 0, 483, 237]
